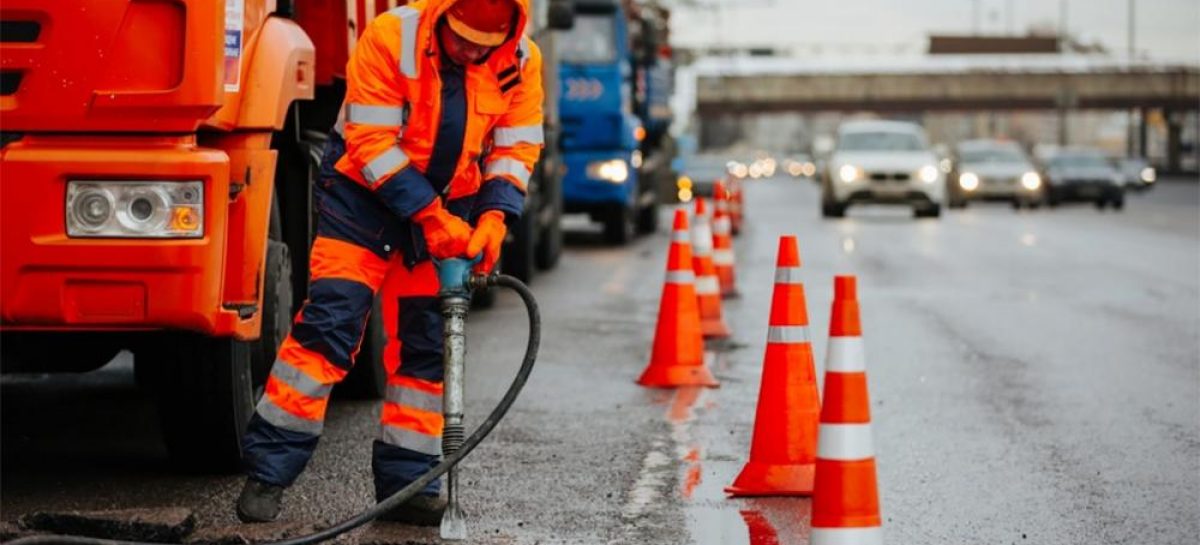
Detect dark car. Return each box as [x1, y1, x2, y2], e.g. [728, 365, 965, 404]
[1040, 148, 1125, 210]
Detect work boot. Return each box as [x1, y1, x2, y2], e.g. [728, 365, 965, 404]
[378, 494, 448, 526]
[236, 479, 284, 523]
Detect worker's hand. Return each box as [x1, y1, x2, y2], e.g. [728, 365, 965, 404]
[466, 210, 507, 274]
[413, 199, 472, 260]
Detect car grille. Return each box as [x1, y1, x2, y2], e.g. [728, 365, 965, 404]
[869, 172, 910, 182]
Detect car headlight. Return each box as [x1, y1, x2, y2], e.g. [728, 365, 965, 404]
[586, 159, 629, 184]
[66, 181, 203, 238]
[838, 164, 860, 183]
[1021, 171, 1042, 190]
[919, 165, 939, 184]
[959, 172, 980, 191]
[1140, 167, 1156, 183]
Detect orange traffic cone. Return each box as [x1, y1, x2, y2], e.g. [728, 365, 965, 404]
[810, 276, 882, 544]
[712, 181, 740, 298]
[726, 236, 820, 496]
[637, 209, 719, 388]
[691, 198, 731, 339]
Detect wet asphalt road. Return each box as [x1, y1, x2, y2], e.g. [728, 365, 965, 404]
[3, 177, 1198, 544]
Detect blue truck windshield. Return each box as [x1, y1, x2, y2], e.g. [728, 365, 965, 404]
[559, 14, 617, 64]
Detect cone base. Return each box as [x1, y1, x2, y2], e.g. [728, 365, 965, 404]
[701, 318, 731, 339]
[720, 288, 740, 300]
[724, 461, 815, 497]
[637, 361, 720, 388]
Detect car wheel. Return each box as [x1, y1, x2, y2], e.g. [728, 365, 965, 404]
[1112, 198, 1125, 211]
[821, 201, 846, 218]
[1095, 200, 1107, 211]
[915, 203, 941, 218]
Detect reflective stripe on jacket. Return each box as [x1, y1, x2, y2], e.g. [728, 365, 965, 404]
[335, 0, 544, 220]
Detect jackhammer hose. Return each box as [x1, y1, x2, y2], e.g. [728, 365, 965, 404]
[8, 274, 540, 545]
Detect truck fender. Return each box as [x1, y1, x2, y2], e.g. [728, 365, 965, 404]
[237, 16, 316, 130]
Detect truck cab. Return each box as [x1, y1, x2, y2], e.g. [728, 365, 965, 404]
[558, 0, 667, 244]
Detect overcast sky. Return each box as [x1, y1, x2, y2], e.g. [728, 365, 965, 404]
[667, 0, 1200, 62]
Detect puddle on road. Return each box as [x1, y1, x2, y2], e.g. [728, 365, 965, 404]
[656, 364, 811, 545]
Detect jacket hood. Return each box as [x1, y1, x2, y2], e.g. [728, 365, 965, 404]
[414, 0, 531, 69]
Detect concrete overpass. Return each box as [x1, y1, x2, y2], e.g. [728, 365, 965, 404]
[692, 56, 1200, 113]
[684, 56, 1199, 171]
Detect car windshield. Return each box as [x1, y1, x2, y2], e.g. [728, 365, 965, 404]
[1050, 153, 1110, 169]
[839, 131, 925, 152]
[959, 147, 1026, 164]
[559, 14, 618, 64]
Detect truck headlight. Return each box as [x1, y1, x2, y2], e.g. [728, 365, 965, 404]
[586, 159, 629, 184]
[959, 172, 980, 191]
[66, 181, 204, 238]
[919, 165, 939, 184]
[838, 164, 860, 183]
[1021, 171, 1042, 190]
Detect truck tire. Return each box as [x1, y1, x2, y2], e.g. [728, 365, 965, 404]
[143, 237, 291, 472]
[635, 201, 659, 234]
[602, 205, 633, 245]
[143, 335, 257, 473]
[502, 207, 537, 284]
[534, 205, 563, 271]
[337, 296, 388, 399]
[253, 240, 293, 384]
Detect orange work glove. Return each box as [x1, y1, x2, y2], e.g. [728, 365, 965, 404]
[466, 210, 507, 274]
[412, 199, 472, 260]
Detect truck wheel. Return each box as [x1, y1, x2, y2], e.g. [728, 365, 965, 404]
[534, 213, 563, 271]
[144, 236, 292, 472]
[635, 201, 659, 234]
[142, 335, 257, 473]
[252, 240, 293, 384]
[602, 205, 633, 245]
[502, 208, 537, 284]
[337, 295, 388, 399]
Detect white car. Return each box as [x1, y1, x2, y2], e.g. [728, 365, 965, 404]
[821, 120, 944, 218]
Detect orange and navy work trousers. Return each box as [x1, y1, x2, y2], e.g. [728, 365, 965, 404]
[242, 138, 474, 500]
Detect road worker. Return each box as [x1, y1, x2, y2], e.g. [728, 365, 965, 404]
[235, 0, 544, 525]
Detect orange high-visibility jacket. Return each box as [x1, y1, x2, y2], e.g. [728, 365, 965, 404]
[334, 0, 544, 219]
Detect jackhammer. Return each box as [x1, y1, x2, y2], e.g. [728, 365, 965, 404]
[9, 258, 541, 545]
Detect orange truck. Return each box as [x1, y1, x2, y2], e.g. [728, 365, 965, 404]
[0, 0, 570, 471]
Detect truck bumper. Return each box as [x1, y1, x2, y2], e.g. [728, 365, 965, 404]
[562, 151, 637, 209]
[0, 136, 249, 337]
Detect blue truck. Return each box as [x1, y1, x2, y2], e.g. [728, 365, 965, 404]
[558, 0, 675, 244]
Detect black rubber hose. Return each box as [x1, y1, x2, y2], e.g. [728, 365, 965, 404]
[7, 274, 540, 545]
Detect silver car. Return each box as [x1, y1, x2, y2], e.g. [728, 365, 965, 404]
[948, 140, 1045, 209]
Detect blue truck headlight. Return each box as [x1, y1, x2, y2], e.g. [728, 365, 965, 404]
[66, 181, 204, 238]
[587, 159, 629, 184]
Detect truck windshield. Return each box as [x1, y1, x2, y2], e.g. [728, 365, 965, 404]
[559, 14, 618, 64]
[838, 132, 925, 152]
